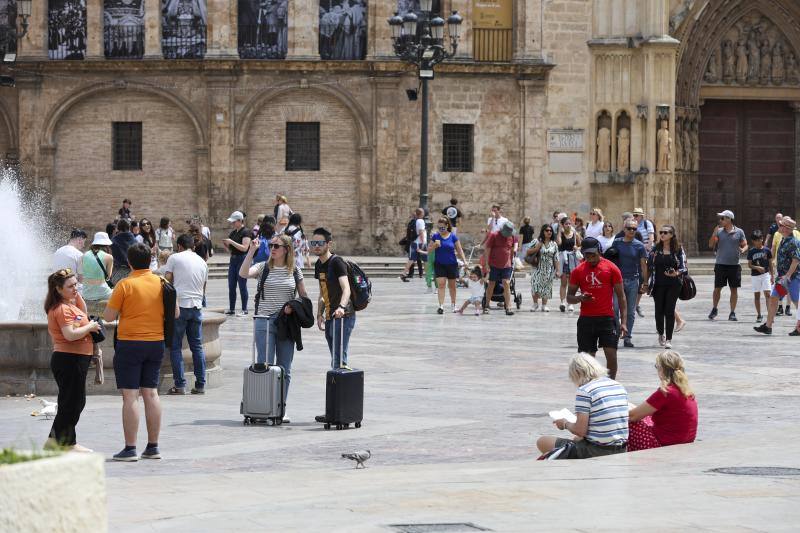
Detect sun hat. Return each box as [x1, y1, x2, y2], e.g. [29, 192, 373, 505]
[91, 231, 113, 246]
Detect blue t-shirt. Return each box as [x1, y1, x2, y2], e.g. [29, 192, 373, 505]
[611, 237, 646, 279]
[746, 246, 771, 276]
[432, 232, 459, 265]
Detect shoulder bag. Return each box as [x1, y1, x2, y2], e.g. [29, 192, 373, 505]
[92, 251, 114, 288]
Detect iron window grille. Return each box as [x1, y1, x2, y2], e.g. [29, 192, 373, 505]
[285, 122, 320, 171]
[442, 123, 473, 172]
[113, 122, 142, 171]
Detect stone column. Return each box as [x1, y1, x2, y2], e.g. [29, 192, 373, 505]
[17, 0, 48, 60]
[144, 0, 162, 59]
[513, 0, 542, 62]
[792, 102, 800, 215]
[86, 0, 104, 59]
[450, 0, 472, 61]
[367, 0, 395, 60]
[205, 0, 238, 58]
[206, 72, 236, 226]
[519, 79, 547, 222]
[287, 0, 319, 59]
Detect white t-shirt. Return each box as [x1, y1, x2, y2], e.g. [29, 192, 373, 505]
[585, 220, 605, 239]
[165, 250, 209, 309]
[597, 235, 614, 252]
[415, 218, 427, 245]
[469, 279, 484, 299]
[487, 216, 509, 232]
[53, 244, 84, 279]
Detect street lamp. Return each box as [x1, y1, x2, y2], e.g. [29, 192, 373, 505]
[1, 0, 32, 59]
[388, 7, 461, 212]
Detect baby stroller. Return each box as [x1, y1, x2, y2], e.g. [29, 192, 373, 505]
[482, 274, 523, 310]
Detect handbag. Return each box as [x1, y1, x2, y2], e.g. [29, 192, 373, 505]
[92, 251, 114, 289]
[525, 243, 541, 267]
[679, 273, 697, 301]
[88, 316, 106, 344]
[537, 440, 576, 460]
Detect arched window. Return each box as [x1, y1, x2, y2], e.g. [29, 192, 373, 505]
[319, 1, 367, 60]
[238, 0, 288, 59]
[104, 0, 144, 59]
[48, 0, 87, 60]
[162, 0, 206, 59]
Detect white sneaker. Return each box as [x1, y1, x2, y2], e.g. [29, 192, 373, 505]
[567, 305, 575, 313]
[542, 306, 550, 312]
[474, 310, 480, 316]
[451, 304, 457, 313]
[530, 304, 539, 312]
[658, 335, 666, 347]
[664, 340, 672, 349]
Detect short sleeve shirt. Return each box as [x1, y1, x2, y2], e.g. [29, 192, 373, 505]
[442, 206, 462, 227]
[107, 269, 164, 341]
[485, 232, 514, 269]
[314, 255, 353, 320]
[714, 226, 746, 265]
[569, 257, 622, 317]
[519, 225, 535, 245]
[747, 246, 772, 276]
[432, 232, 459, 265]
[253, 263, 303, 316]
[47, 302, 93, 356]
[611, 238, 647, 279]
[415, 219, 427, 245]
[228, 227, 250, 256]
[776, 236, 800, 278]
[575, 377, 629, 446]
[646, 384, 698, 446]
[165, 250, 208, 308]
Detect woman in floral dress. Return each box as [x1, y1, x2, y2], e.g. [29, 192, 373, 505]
[528, 224, 560, 312]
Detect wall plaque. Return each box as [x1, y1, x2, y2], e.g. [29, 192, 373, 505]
[547, 129, 585, 152]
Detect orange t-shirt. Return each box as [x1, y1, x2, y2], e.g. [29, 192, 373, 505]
[107, 269, 165, 342]
[47, 303, 94, 356]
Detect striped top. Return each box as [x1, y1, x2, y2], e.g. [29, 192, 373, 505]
[574, 377, 629, 446]
[254, 263, 304, 317]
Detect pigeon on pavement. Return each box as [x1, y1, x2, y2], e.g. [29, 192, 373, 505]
[341, 450, 371, 469]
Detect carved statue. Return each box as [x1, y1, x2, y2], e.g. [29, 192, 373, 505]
[772, 42, 785, 85]
[690, 121, 700, 172]
[747, 32, 761, 83]
[656, 120, 671, 173]
[787, 52, 800, 84]
[681, 121, 692, 172]
[736, 40, 748, 84]
[760, 38, 772, 84]
[617, 128, 630, 173]
[596, 126, 611, 172]
[675, 121, 684, 171]
[704, 51, 719, 83]
[722, 40, 735, 82]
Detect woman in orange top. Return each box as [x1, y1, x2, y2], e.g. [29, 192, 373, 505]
[44, 268, 101, 451]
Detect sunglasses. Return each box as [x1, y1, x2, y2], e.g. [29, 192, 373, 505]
[309, 240, 327, 247]
[544, 228, 553, 232]
[625, 227, 637, 231]
[269, 243, 287, 249]
[590, 212, 598, 216]
[659, 231, 673, 235]
[56, 268, 73, 277]
[438, 226, 448, 232]
[142, 223, 151, 226]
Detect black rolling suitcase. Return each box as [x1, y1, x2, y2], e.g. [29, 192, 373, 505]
[324, 318, 363, 430]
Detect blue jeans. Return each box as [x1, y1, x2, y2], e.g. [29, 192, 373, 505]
[324, 315, 356, 368]
[228, 254, 248, 312]
[613, 277, 640, 340]
[254, 315, 295, 400]
[170, 307, 206, 388]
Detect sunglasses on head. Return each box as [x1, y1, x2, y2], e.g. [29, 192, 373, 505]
[56, 268, 73, 277]
[309, 240, 327, 247]
[269, 243, 286, 249]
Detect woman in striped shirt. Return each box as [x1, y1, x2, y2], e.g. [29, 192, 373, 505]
[537, 353, 629, 459]
[240, 233, 308, 418]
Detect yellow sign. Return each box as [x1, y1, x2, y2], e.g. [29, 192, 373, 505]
[472, 0, 513, 29]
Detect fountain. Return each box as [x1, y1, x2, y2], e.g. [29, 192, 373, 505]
[0, 167, 226, 395]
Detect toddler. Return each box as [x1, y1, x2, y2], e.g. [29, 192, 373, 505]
[153, 249, 172, 276]
[458, 267, 485, 316]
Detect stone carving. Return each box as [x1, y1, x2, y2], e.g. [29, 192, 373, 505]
[689, 121, 699, 172]
[596, 126, 611, 172]
[773, 42, 785, 85]
[675, 120, 684, 171]
[617, 128, 630, 173]
[722, 40, 735, 82]
[706, 13, 800, 86]
[657, 120, 671, 173]
[681, 121, 691, 172]
[704, 51, 719, 83]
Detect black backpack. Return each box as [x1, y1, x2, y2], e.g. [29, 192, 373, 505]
[161, 278, 177, 347]
[330, 256, 372, 312]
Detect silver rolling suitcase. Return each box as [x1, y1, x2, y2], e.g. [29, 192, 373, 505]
[241, 317, 285, 426]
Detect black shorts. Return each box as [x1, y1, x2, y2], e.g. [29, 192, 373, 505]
[434, 263, 459, 280]
[714, 264, 742, 289]
[576, 316, 619, 353]
[114, 340, 165, 389]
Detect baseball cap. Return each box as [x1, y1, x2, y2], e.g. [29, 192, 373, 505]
[227, 211, 244, 222]
[717, 209, 735, 219]
[580, 237, 601, 254]
[500, 221, 515, 237]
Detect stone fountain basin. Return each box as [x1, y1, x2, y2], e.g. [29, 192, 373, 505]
[0, 312, 226, 395]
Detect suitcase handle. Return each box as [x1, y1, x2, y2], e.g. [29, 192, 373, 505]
[252, 316, 270, 366]
[332, 317, 345, 369]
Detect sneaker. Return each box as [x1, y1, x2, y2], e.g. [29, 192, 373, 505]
[452, 304, 457, 313]
[112, 448, 138, 462]
[141, 446, 161, 460]
[754, 324, 773, 335]
[623, 339, 634, 348]
[437, 306, 444, 315]
[756, 314, 764, 322]
[190, 387, 205, 395]
[776, 305, 785, 316]
[224, 310, 235, 316]
[315, 415, 327, 423]
[567, 305, 574, 313]
[559, 303, 566, 313]
[530, 304, 539, 312]
[399, 274, 410, 283]
[664, 340, 672, 349]
[787, 306, 793, 317]
[167, 386, 186, 395]
[789, 329, 800, 337]
[658, 335, 666, 347]
[636, 306, 644, 318]
[474, 310, 480, 316]
[728, 312, 737, 321]
[505, 309, 515, 316]
[708, 308, 718, 320]
[542, 306, 550, 313]
[237, 310, 249, 317]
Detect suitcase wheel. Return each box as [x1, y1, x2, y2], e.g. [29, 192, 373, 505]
[355, 422, 361, 429]
[336, 424, 343, 430]
[324, 423, 331, 430]
[243, 417, 250, 425]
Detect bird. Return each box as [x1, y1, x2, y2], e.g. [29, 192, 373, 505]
[341, 449, 371, 469]
[33, 399, 58, 420]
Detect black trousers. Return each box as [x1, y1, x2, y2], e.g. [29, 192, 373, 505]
[49, 351, 90, 446]
[652, 284, 681, 340]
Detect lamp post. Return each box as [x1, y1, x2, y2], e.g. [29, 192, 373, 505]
[388, 3, 461, 212]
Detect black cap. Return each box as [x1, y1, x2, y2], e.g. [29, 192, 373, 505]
[581, 237, 600, 254]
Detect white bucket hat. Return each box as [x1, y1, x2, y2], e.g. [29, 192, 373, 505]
[91, 231, 113, 246]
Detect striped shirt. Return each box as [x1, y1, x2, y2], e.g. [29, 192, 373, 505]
[254, 264, 303, 317]
[575, 377, 629, 446]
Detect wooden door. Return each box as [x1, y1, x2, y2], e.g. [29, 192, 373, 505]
[698, 100, 796, 248]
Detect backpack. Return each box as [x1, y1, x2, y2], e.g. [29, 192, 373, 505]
[405, 219, 418, 243]
[330, 255, 372, 312]
[161, 278, 177, 346]
[156, 228, 172, 249]
[253, 238, 271, 264]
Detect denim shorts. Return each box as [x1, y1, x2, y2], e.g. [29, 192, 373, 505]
[114, 340, 165, 390]
[489, 266, 513, 281]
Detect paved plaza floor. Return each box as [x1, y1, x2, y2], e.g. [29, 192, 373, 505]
[2, 275, 800, 531]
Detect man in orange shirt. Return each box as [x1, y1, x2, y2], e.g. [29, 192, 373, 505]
[104, 243, 166, 462]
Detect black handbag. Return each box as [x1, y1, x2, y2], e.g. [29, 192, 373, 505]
[88, 316, 106, 344]
[679, 273, 697, 301]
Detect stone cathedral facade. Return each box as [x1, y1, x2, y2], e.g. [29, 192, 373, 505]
[0, 0, 798, 253]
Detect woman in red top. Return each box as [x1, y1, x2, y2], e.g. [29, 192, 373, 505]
[44, 268, 101, 451]
[628, 350, 698, 451]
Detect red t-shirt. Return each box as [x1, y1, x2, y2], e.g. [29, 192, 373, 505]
[485, 232, 515, 269]
[569, 257, 622, 317]
[646, 384, 698, 446]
